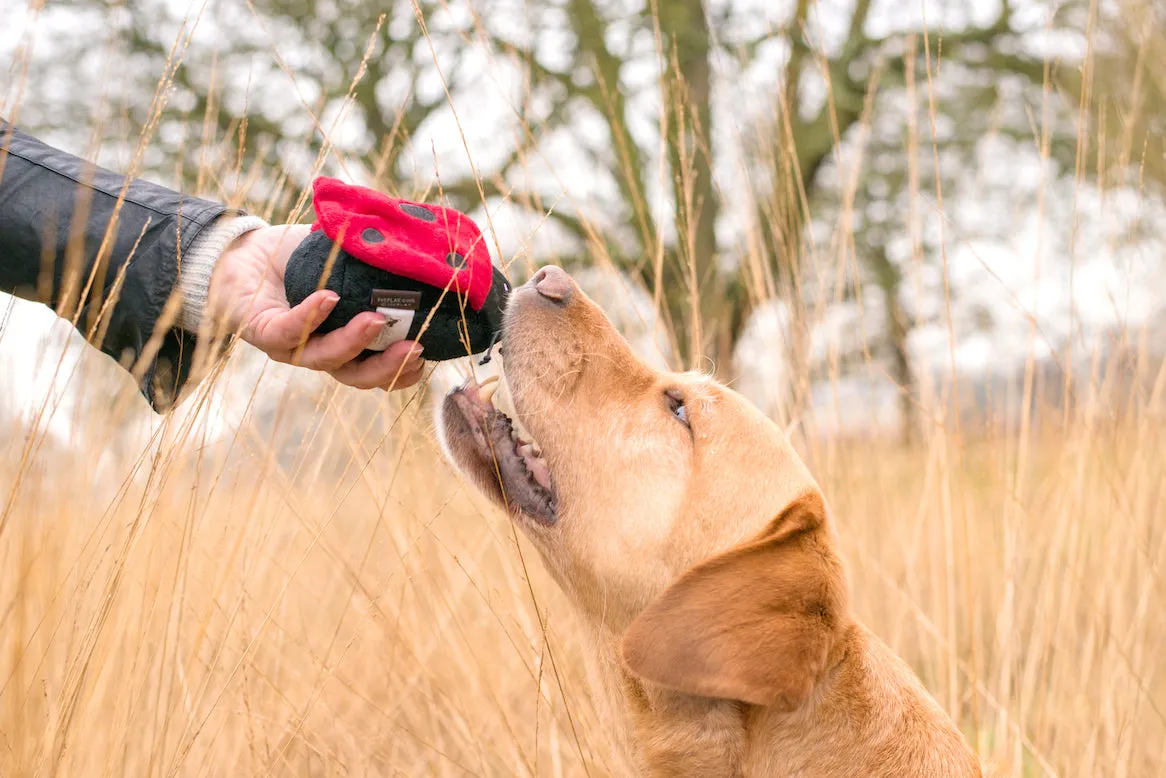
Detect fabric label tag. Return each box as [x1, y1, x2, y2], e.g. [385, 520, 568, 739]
[367, 289, 421, 351]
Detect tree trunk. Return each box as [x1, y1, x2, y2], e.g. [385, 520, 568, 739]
[869, 244, 917, 445]
[886, 286, 916, 445]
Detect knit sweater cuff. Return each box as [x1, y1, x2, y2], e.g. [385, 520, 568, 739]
[179, 214, 269, 332]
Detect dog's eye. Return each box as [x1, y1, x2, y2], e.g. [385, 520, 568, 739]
[666, 389, 689, 427]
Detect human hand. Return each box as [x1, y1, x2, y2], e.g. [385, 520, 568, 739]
[207, 224, 426, 390]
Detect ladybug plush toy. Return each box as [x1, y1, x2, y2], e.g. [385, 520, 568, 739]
[284, 177, 511, 362]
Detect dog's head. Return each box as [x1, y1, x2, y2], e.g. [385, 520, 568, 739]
[439, 266, 850, 710]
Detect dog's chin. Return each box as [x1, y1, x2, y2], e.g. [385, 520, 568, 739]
[439, 376, 558, 527]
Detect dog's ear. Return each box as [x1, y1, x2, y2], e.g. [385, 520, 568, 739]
[621, 491, 847, 710]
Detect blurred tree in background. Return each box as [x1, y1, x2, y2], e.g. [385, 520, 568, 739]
[6, 0, 1165, 439]
[8, 0, 480, 211]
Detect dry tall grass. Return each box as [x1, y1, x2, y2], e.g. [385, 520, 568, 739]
[2, 345, 1163, 777]
[3, 2, 1166, 776]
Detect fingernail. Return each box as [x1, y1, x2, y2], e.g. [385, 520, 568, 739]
[365, 315, 387, 334]
[318, 294, 339, 316]
[405, 343, 425, 363]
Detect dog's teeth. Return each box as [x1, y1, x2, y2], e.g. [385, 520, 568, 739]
[479, 381, 499, 405]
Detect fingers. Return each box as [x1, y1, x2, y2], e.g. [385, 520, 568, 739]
[260, 306, 426, 392]
[250, 290, 339, 351]
[294, 311, 390, 371]
[329, 340, 426, 391]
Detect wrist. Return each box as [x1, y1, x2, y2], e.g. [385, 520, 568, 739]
[180, 214, 269, 332]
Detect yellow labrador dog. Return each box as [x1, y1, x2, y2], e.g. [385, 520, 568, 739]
[439, 266, 981, 777]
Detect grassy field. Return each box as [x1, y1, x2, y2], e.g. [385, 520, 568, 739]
[0, 344, 1163, 777]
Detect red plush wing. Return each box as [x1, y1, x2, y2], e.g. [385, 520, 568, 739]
[310, 177, 493, 310]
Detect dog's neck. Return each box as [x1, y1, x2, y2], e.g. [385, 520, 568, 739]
[585, 623, 854, 777]
[619, 673, 749, 778]
[585, 622, 982, 778]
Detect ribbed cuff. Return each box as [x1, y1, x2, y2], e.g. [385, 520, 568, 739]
[179, 214, 269, 332]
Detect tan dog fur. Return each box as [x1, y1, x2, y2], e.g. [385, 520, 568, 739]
[439, 268, 982, 777]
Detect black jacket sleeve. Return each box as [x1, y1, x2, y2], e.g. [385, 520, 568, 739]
[0, 121, 227, 411]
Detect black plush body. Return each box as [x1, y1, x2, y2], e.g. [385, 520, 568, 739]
[284, 229, 509, 361]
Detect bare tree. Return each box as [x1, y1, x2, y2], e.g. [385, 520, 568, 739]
[440, 1, 1096, 379]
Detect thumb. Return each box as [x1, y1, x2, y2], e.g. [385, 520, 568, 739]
[249, 289, 339, 351]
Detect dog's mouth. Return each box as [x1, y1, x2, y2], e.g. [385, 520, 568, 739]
[442, 376, 557, 525]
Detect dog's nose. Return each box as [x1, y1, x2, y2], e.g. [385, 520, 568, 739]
[532, 265, 573, 304]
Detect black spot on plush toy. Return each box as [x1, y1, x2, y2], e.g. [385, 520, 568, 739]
[284, 177, 511, 362]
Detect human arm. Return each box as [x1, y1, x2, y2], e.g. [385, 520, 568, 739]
[0, 121, 424, 409]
